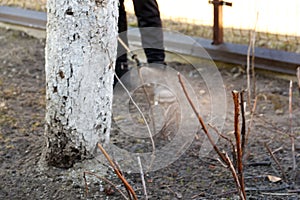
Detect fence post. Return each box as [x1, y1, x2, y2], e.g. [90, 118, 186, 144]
[209, 0, 232, 45]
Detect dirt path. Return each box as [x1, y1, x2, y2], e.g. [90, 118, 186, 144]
[0, 28, 299, 199]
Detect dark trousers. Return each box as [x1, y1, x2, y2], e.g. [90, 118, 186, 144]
[116, 0, 165, 78]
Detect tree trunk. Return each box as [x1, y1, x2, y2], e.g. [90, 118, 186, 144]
[42, 0, 118, 168]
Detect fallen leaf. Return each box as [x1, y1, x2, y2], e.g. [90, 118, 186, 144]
[267, 175, 282, 183]
[137, 116, 146, 124]
[113, 115, 125, 121]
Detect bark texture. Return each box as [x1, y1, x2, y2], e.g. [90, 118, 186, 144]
[43, 0, 118, 168]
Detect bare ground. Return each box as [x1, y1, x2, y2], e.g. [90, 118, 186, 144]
[0, 27, 299, 199]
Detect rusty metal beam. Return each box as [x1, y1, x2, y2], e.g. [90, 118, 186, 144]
[209, 0, 232, 45]
[129, 30, 300, 75]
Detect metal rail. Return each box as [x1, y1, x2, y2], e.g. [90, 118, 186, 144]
[0, 6, 299, 75]
[0, 6, 46, 29]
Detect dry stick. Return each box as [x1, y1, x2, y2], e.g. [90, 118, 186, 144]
[177, 73, 228, 165]
[137, 68, 157, 142]
[118, 37, 140, 66]
[246, 12, 259, 107]
[137, 156, 148, 200]
[136, 70, 157, 171]
[297, 67, 300, 93]
[246, 33, 252, 108]
[114, 72, 156, 167]
[97, 143, 138, 200]
[208, 123, 237, 166]
[264, 143, 287, 182]
[245, 96, 258, 147]
[232, 91, 246, 199]
[251, 26, 257, 98]
[117, 37, 156, 169]
[178, 73, 246, 200]
[225, 153, 246, 200]
[83, 171, 129, 200]
[261, 192, 298, 196]
[240, 91, 246, 154]
[288, 80, 296, 173]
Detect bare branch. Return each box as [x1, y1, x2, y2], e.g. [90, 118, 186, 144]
[208, 123, 237, 166]
[178, 73, 228, 165]
[264, 143, 287, 182]
[225, 153, 246, 200]
[245, 96, 258, 147]
[232, 91, 246, 198]
[97, 143, 138, 200]
[240, 91, 246, 154]
[246, 12, 259, 107]
[83, 171, 129, 200]
[114, 72, 156, 167]
[288, 80, 297, 173]
[137, 156, 148, 200]
[296, 67, 300, 93]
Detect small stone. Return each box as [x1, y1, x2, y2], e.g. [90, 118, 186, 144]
[230, 67, 239, 73]
[275, 109, 284, 115]
[72, 184, 81, 189]
[199, 90, 206, 95]
[175, 191, 183, 199]
[233, 72, 241, 78]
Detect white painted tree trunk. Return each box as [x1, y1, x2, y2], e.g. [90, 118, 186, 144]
[43, 0, 118, 168]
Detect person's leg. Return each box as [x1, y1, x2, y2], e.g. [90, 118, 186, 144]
[115, 0, 129, 84]
[132, 1, 175, 104]
[132, 0, 165, 64]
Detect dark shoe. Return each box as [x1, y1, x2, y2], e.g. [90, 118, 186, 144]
[154, 85, 176, 104]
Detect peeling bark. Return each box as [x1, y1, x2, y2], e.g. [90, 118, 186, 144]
[42, 0, 118, 168]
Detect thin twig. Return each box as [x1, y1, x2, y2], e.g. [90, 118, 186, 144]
[232, 91, 246, 199]
[177, 73, 228, 165]
[252, 12, 259, 99]
[251, 23, 257, 98]
[296, 67, 300, 93]
[245, 96, 258, 147]
[208, 123, 237, 165]
[137, 67, 157, 143]
[83, 171, 129, 200]
[260, 192, 298, 196]
[246, 12, 259, 107]
[178, 73, 246, 200]
[246, 184, 290, 192]
[97, 143, 138, 200]
[114, 72, 156, 168]
[255, 114, 292, 137]
[115, 36, 156, 166]
[288, 189, 300, 193]
[137, 156, 148, 200]
[240, 91, 246, 154]
[225, 153, 246, 200]
[289, 80, 293, 134]
[246, 34, 252, 107]
[288, 80, 296, 172]
[264, 142, 287, 182]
